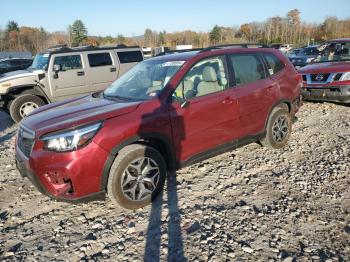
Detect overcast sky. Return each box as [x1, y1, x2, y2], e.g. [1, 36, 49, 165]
[1, 0, 350, 36]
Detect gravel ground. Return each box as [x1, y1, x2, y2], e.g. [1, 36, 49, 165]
[0, 102, 349, 262]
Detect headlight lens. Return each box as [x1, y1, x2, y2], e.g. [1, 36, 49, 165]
[340, 72, 350, 81]
[41, 122, 102, 152]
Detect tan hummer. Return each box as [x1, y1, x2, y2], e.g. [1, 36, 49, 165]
[0, 45, 143, 122]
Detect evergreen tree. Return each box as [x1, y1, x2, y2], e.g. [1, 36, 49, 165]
[210, 25, 221, 44]
[70, 20, 88, 46]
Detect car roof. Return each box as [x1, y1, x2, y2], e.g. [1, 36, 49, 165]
[147, 51, 200, 62]
[148, 46, 277, 63]
[0, 58, 32, 61]
[327, 38, 350, 43]
[43, 45, 142, 55]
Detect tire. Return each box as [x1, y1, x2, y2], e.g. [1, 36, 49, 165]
[260, 106, 292, 149]
[9, 94, 45, 123]
[107, 144, 167, 210]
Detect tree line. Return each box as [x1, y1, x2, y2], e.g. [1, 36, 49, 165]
[1, 9, 349, 55]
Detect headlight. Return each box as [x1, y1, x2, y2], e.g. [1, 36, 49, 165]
[41, 122, 102, 152]
[306, 58, 314, 63]
[340, 72, 350, 81]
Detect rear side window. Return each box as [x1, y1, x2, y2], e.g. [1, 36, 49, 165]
[229, 54, 266, 86]
[264, 53, 285, 75]
[117, 51, 143, 63]
[53, 55, 82, 71]
[88, 52, 112, 67]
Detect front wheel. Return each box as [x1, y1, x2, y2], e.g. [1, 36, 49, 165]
[107, 144, 166, 210]
[9, 94, 45, 122]
[260, 106, 292, 149]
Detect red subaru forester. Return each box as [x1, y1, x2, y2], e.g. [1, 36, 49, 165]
[16, 46, 302, 209]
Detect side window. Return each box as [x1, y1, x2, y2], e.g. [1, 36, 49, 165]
[174, 56, 228, 100]
[229, 54, 266, 86]
[9, 60, 22, 66]
[117, 51, 143, 63]
[53, 55, 82, 71]
[88, 52, 112, 67]
[264, 53, 285, 75]
[0, 61, 9, 69]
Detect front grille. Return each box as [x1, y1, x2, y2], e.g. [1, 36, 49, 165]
[333, 73, 343, 81]
[311, 73, 330, 82]
[17, 125, 35, 158]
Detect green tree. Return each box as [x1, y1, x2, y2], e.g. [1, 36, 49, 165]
[70, 20, 88, 46]
[158, 31, 166, 45]
[6, 20, 19, 32]
[117, 34, 125, 44]
[144, 28, 154, 46]
[209, 25, 221, 44]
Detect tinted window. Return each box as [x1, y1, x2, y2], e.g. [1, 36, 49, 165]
[0, 61, 10, 69]
[117, 51, 143, 63]
[53, 55, 82, 71]
[88, 52, 112, 67]
[174, 56, 228, 99]
[229, 54, 266, 85]
[264, 53, 285, 75]
[9, 60, 23, 66]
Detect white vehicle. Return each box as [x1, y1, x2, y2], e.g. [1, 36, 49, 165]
[142, 47, 152, 58]
[0, 45, 143, 122]
[176, 45, 193, 50]
[279, 44, 293, 53]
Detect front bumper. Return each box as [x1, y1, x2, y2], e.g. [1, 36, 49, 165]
[302, 85, 350, 104]
[15, 140, 108, 202]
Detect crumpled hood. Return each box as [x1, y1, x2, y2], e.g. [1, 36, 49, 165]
[21, 94, 141, 136]
[0, 69, 36, 82]
[298, 61, 350, 74]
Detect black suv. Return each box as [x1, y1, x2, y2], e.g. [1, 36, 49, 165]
[0, 58, 33, 75]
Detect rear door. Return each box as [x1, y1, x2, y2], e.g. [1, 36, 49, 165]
[228, 53, 278, 139]
[48, 53, 87, 101]
[116, 50, 143, 77]
[84, 51, 118, 92]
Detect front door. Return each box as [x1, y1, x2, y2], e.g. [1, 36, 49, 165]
[48, 53, 87, 101]
[169, 56, 238, 162]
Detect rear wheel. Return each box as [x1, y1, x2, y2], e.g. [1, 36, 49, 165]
[260, 106, 292, 149]
[9, 94, 45, 122]
[107, 144, 166, 210]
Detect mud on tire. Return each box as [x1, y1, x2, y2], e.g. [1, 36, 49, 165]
[107, 144, 166, 210]
[260, 105, 292, 149]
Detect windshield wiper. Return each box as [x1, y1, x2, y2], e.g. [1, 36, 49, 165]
[102, 92, 139, 102]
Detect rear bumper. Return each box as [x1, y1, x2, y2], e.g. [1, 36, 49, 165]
[301, 85, 350, 103]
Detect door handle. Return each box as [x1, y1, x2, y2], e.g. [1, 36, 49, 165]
[110, 67, 116, 72]
[77, 71, 85, 76]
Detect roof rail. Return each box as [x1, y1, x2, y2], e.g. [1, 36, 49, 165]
[199, 43, 268, 53]
[156, 48, 203, 56]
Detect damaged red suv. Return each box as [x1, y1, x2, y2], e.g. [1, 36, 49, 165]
[16, 46, 302, 209]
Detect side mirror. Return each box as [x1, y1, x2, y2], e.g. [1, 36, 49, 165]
[53, 64, 61, 72]
[53, 64, 61, 79]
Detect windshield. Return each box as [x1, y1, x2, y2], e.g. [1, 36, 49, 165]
[31, 53, 49, 70]
[104, 59, 184, 100]
[314, 42, 350, 63]
[300, 47, 320, 56]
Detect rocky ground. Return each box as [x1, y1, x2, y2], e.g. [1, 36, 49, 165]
[0, 102, 349, 262]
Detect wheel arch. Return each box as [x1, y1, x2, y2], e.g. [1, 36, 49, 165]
[6, 85, 50, 104]
[100, 132, 176, 191]
[264, 99, 291, 130]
